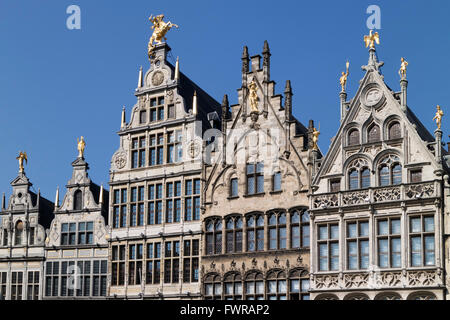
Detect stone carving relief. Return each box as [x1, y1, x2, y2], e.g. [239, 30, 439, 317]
[405, 182, 435, 199]
[373, 186, 401, 202]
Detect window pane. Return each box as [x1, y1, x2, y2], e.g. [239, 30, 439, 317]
[330, 225, 339, 239]
[391, 238, 401, 268]
[379, 166, 390, 186]
[359, 222, 369, 237]
[378, 220, 388, 235]
[349, 170, 359, 190]
[392, 165, 402, 185]
[391, 219, 401, 234]
[411, 236, 422, 267]
[347, 223, 357, 238]
[360, 240, 369, 269]
[319, 226, 327, 240]
[378, 239, 388, 268]
[424, 217, 434, 233]
[410, 218, 421, 233]
[361, 169, 370, 188]
[424, 236, 435, 266]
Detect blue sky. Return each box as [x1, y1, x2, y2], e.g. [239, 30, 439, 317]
[0, 0, 449, 201]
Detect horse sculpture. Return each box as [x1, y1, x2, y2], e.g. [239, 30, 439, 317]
[148, 14, 179, 59]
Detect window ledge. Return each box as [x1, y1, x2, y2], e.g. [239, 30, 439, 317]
[269, 190, 282, 195]
[243, 192, 266, 198]
[227, 196, 240, 200]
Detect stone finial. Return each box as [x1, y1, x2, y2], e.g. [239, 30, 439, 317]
[263, 40, 270, 55]
[99, 184, 104, 205]
[284, 80, 293, 121]
[192, 91, 198, 116]
[242, 46, 249, 73]
[138, 66, 143, 88]
[55, 186, 59, 209]
[221, 94, 229, 120]
[121, 106, 126, 129]
[174, 57, 180, 81]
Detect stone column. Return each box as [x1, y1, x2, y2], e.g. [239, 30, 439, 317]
[400, 79, 408, 112]
[340, 91, 347, 122]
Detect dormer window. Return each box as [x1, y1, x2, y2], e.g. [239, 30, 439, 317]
[14, 221, 23, 246]
[74, 190, 83, 211]
[139, 110, 147, 124]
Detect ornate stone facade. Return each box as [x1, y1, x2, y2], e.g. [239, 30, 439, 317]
[108, 43, 221, 299]
[201, 42, 318, 300]
[309, 45, 450, 300]
[0, 170, 54, 300]
[44, 155, 109, 299]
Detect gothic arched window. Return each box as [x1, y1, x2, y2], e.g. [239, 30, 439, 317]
[74, 190, 83, 211]
[347, 158, 371, 190]
[288, 269, 310, 300]
[225, 216, 243, 253]
[224, 273, 242, 300]
[388, 122, 401, 139]
[378, 155, 402, 186]
[246, 214, 264, 252]
[348, 129, 360, 146]
[244, 271, 264, 300]
[268, 212, 287, 250]
[368, 123, 380, 143]
[267, 270, 287, 300]
[205, 218, 222, 255]
[204, 274, 222, 300]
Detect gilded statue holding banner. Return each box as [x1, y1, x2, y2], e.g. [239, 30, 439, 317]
[433, 105, 444, 130]
[249, 80, 259, 113]
[16, 151, 27, 173]
[77, 136, 86, 158]
[148, 14, 179, 59]
[339, 61, 349, 92]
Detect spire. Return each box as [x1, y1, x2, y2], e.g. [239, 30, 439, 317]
[99, 184, 104, 206]
[121, 106, 126, 129]
[55, 186, 59, 209]
[138, 66, 143, 88]
[221, 94, 229, 124]
[284, 80, 292, 121]
[192, 91, 198, 116]
[174, 57, 180, 81]
[262, 40, 271, 65]
[242, 46, 249, 73]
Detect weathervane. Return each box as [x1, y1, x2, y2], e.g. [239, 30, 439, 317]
[147, 14, 179, 60]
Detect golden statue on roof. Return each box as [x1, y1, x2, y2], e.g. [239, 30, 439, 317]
[312, 127, 320, 151]
[16, 151, 27, 173]
[364, 30, 380, 49]
[399, 57, 408, 79]
[339, 61, 350, 92]
[433, 105, 444, 130]
[148, 14, 179, 59]
[248, 80, 259, 113]
[77, 136, 86, 158]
